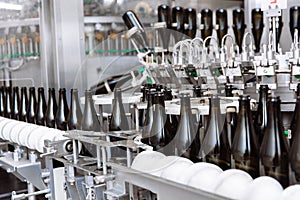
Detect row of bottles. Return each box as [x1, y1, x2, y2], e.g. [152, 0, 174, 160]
[137, 83, 300, 188]
[122, 5, 300, 54]
[0, 86, 101, 132]
[0, 26, 40, 60]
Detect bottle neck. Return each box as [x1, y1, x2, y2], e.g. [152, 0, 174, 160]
[180, 95, 192, 116]
[266, 97, 281, 131]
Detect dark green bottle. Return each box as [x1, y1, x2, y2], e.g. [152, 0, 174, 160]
[68, 89, 82, 130]
[175, 94, 199, 160]
[4, 87, 12, 118]
[45, 88, 57, 128]
[149, 92, 168, 151]
[256, 85, 269, 145]
[232, 95, 259, 178]
[252, 8, 264, 52]
[200, 8, 213, 41]
[11, 87, 20, 120]
[216, 8, 228, 46]
[261, 96, 289, 188]
[56, 88, 69, 130]
[200, 95, 231, 170]
[290, 97, 300, 183]
[19, 87, 28, 122]
[27, 87, 36, 123]
[36, 87, 47, 126]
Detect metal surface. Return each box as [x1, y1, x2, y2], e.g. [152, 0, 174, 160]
[110, 163, 229, 200]
[0, 18, 39, 29]
[0, 152, 46, 191]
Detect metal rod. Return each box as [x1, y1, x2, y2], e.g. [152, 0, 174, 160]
[72, 139, 78, 164]
[102, 146, 107, 175]
[27, 182, 36, 200]
[12, 189, 50, 200]
[96, 145, 101, 169]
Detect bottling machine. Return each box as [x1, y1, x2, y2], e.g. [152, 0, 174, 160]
[1, 0, 300, 199]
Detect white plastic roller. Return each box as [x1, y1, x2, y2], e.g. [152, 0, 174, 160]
[0, 117, 68, 153]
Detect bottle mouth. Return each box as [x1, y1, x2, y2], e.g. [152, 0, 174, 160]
[269, 96, 280, 103]
[239, 94, 250, 101]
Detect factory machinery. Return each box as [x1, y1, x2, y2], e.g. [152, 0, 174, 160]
[1, 0, 300, 199]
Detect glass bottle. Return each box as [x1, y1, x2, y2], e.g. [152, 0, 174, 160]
[260, 96, 289, 188]
[256, 85, 269, 145]
[148, 93, 168, 151]
[171, 6, 185, 42]
[11, 86, 20, 120]
[290, 6, 300, 38]
[141, 90, 156, 144]
[252, 8, 264, 52]
[122, 10, 149, 50]
[4, 87, 12, 118]
[290, 83, 300, 142]
[56, 88, 69, 131]
[45, 88, 57, 128]
[158, 4, 171, 49]
[201, 8, 213, 41]
[19, 87, 28, 122]
[225, 84, 237, 144]
[109, 88, 129, 131]
[0, 86, 5, 117]
[81, 90, 101, 131]
[174, 94, 199, 160]
[138, 85, 148, 127]
[27, 87, 36, 124]
[290, 96, 300, 183]
[232, 95, 259, 178]
[216, 8, 228, 46]
[164, 87, 178, 137]
[200, 95, 231, 170]
[36, 87, 47, 126]
[68, 89, 82, 130]
[193, 85, 202, 97]
[184, 8, 197, 38]
[232, 8, 246, 51]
